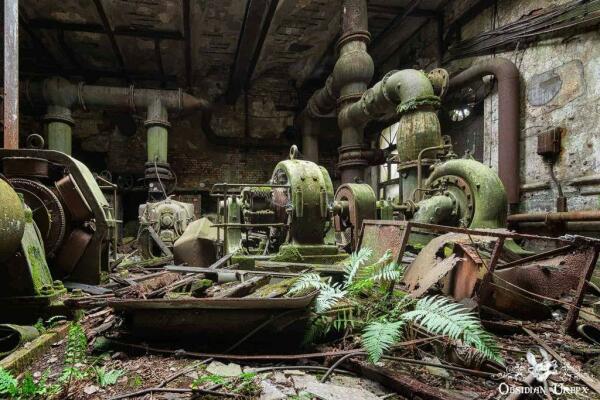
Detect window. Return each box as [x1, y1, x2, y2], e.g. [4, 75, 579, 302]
[377, 123, 399, 201]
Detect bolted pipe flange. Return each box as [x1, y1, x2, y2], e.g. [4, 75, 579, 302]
[143, 118, 171, 129]
[336, 30, 371, 51]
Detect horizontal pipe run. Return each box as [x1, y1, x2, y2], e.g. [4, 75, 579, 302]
[25, 76, 209, 113]
[507, 210, 600, 223]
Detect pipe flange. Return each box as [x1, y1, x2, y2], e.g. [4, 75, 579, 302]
[396, 95, 441, 115]
[381, 70, 399, 103]
[336, 30, 371, 51]
[336, 93, 363, 106]
[43, 112, 75, 126]
[144, 118, 171, 129]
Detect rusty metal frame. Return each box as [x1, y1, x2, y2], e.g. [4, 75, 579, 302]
[357, 220, 599, 329]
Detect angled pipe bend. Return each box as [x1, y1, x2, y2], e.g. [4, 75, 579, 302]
[448, 57, 521, 211]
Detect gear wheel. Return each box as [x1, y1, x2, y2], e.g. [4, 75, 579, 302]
[9, 178, 67, 256]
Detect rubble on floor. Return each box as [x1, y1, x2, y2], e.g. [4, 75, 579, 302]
[2, 223, 600, 399]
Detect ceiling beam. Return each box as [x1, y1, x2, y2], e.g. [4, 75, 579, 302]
[27, 19, 184, 40]
[368, 4, 438, 18]
[92, 0, 127, 80]
[19, 9, 60, 67]
[370, 0, 424, 52]
[57, 28, 83, 70]
[226, 0, 276, 104]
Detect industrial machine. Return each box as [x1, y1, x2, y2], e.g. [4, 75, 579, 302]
[0, 148, 116, 285]
[138, 198, 195, 258]
[208, 70, 508, 264]
[211, 146, 345, 266]
[0, 176, 67, 322]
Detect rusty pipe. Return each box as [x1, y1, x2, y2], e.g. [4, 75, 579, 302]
[24, 76, 209, 113]
[448, 58, 520, 212]
[507, 210, 600, 223]
[3, 0, 19, 149]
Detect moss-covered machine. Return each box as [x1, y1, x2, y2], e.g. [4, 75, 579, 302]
[210, 146, 346, 268]
[208, 68, 508, 266]
[331, 67, 507, 249]
[0, 148, 116, 322]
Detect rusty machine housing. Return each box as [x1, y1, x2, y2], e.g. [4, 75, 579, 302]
[0, 149, 115, 285]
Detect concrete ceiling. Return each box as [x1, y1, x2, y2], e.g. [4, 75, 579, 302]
[16, 0, 446, 105]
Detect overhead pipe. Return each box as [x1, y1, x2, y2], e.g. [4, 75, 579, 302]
[447, 57, 521, 213]
[24, 76, 209, 156]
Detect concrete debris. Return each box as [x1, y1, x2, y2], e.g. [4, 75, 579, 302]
[292, 374, 381, 400]
[206, 361, 243, 377]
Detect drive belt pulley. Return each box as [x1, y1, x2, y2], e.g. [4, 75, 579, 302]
[9, 178, 67, 256]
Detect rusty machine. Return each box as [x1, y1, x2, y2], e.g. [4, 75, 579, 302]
[0, 148, 115, 321]
[329, 68, 508, 250]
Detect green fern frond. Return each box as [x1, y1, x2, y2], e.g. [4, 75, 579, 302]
[0, 367, 17, 396]
[361, 320, 405, 362]
[315, 284, 346, 313]
[402, 296, 502, 363]
[371, 262, 404, 283]
[288, 273, 329, 295]
[59, 322, 88, 383]
[344, 247, 373, 286]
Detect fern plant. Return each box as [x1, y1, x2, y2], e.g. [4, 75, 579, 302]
[360, 295, 502, 364]
[59, 322, 89, 383]
[343, 247, 373, 286]
[361, 320, 405, 362]
[0, 367, 18, 397]
[402, 296, 502, 364]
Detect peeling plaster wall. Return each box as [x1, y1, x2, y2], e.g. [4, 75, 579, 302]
[382, 0, 600, 215]
[454, 0, 600, 214]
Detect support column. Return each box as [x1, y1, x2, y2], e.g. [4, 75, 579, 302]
[3, 0, 19, 149]
[45, 105, 74, 155]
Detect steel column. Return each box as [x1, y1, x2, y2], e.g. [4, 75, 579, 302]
[4, 0, 20, 149]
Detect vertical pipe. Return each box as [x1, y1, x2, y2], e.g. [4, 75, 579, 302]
[45, 105, 74, 155]
[145, 98, 169, 163]
[4, 0, 19, 149]
[301, 114, 318, 163]
[335, 0, 374, 183]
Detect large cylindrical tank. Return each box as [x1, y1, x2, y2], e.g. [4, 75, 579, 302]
[0, 179, 26, 261]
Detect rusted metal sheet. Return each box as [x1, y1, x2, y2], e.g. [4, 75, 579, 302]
[357, 220, 411, 266]
[108, 291, 318, 343]
[3, 0, 19, 149]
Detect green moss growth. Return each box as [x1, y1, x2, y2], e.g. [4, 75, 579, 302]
[232, 255, 256, 270]
[190, 278, 213, 297]
[271, 246, 304, 262]
[247, 277, 299, 298]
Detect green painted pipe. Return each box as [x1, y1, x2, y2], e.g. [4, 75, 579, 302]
[47, 121, 73, 155]
[145, 98, 169, 163]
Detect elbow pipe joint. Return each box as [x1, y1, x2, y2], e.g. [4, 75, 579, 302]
[448, 57, 520, 209]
